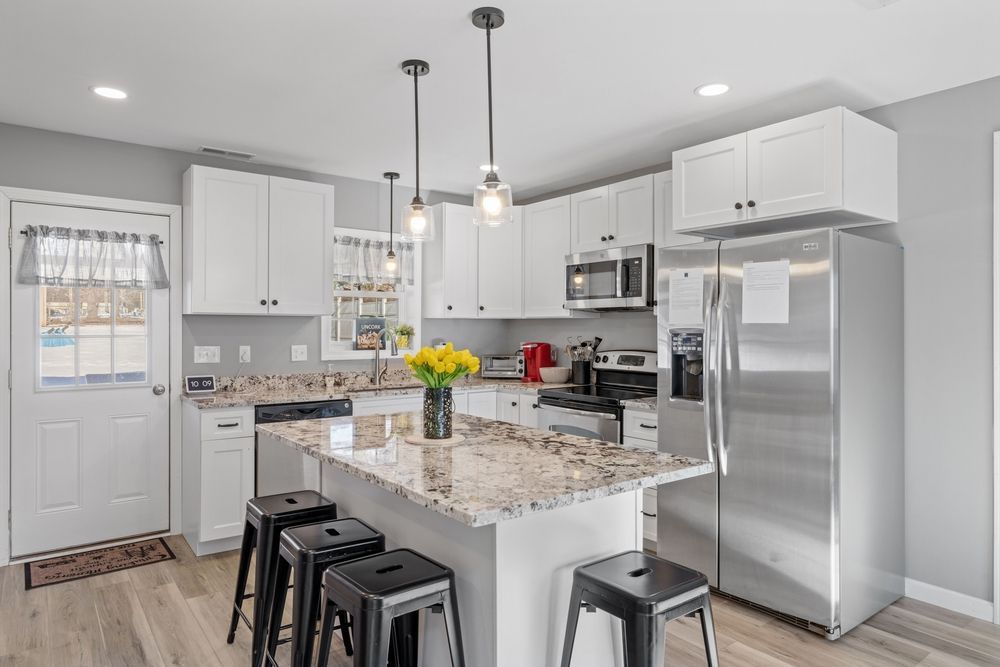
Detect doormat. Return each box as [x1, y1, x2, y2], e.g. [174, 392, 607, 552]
[24, 538, 175, 590]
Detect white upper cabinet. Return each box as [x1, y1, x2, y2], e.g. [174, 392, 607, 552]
[672, 134, 748, 232]
[570, 186, 611, 253]
[608, 175, 654, 247]
[183, 166, 269, 314]
[522, 196, 571, 318]
[653, 170, 701, 249]
[478, 207, 523, 318]
[267, 176, 335, 315]
[672, 107, 897, 237]
[423, 204, 479, 319]
[183, 166, 335, 315]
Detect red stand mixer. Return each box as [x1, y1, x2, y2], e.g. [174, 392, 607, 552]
[520, 341, 554, 382]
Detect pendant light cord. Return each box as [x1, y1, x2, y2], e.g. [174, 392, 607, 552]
[413, 69, 421, 197]
[486, 20, 495, 170]
[388, 176, 394, 247]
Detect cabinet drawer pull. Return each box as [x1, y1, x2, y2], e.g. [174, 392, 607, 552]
[217, 422, 240, 428]
[641, 511, 656, 518]
[639, 423, 657, 429]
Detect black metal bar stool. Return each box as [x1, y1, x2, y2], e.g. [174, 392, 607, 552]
[263, 518, 386, 667]
[559, 550, 719, 667]
[315, 548, 465, 667]
[226, 490, 339, 667]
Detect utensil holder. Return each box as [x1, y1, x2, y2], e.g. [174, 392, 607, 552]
[572, 361, 592, 386]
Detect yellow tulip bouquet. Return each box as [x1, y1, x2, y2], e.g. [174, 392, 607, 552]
[404, 343, 480, 388]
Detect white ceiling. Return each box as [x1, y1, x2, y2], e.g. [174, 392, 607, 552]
[1, 0, 999, 199]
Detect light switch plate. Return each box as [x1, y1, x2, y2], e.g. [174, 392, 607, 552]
[291, 345, 308, 362]
[194, 346, 221, 364]
[239, 346, 252, 363]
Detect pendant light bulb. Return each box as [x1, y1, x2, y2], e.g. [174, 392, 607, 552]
[400, 60, 435, 242]
[383, 250, 398, 275]
[472, 8, 513, 227]
[572, 265, 585, 286]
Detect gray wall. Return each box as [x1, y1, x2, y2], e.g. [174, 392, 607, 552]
[0, 122, 497, 377]
[505, 312, 656, 366]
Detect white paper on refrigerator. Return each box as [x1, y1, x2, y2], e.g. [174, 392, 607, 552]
[742, 259, 790, 324]
[667, 268, 704, 324]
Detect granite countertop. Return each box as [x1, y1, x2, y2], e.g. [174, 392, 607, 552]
[622, 397, 657, 413]
[182, 377, 572, 410]
[255, 413, 712, 527]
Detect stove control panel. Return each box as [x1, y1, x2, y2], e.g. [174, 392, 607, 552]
[592, 350, 657, 373]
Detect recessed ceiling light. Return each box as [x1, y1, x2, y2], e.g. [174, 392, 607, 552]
[694, 83, 730, 97]
[90, 86, 128, 100]
[479, 163, 499, 172]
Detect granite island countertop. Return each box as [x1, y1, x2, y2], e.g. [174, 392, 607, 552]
[255, 413, 712, 527]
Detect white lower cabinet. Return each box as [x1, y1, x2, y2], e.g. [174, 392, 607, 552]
[517, 394, 539, 428]
[182, 404, 256, 556]
[466, 391, 498, 419]
[623, 408, 659, 546]
[496, 391, 520, 424]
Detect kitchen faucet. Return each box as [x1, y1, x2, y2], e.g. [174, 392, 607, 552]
[373, 328, 398, 387]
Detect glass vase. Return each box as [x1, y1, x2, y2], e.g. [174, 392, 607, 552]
[422, 387, 454, 439]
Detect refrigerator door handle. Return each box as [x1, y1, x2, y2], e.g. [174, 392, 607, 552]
[702, 279, 717, 466]
[715, 278, 729, 475]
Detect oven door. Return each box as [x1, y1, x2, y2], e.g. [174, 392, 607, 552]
[536, 398, 621, 443]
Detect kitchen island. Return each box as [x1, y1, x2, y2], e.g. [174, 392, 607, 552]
[256, 412, 712, 667]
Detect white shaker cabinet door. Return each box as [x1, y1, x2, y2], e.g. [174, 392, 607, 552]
[477, 208, 523, 318]
[517, 394, 539, 428]
[570, 186, 610, 253]
[496, 391, 520, 424]
[745, 107, 843, 221]
[672, 133, 747, 232]
[184, 166, 269, 314]
[267, 176, 335, 315]
[467, 391, 498, 420]
[608, 174, 654, 247]
[200, 437, 254, 542]
[522, 196, 571, 318]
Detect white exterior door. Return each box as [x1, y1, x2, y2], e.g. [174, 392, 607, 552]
[522, 196, 571, 318]
[477, 208, 523, 318]
[570, 186, 610, 253]
[746, 107, 844, 221]
[267, 176, 335, 315]
[608, 175, 654, 247]
[11, 203, 170, 556]
[672, 133, 748, 232]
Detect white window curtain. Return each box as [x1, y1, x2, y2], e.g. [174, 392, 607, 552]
[333, 235, 415, 287]
[16, 225, 169, 289]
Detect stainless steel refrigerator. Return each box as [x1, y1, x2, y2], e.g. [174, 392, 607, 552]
[656, 228, 904, 639]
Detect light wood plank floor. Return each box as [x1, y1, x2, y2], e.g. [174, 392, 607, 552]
[0, 535, 996, 666]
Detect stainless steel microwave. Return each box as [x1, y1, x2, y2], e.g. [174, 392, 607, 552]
[564, 244, 654, 311]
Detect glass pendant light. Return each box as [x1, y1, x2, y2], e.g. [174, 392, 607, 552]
[400, 59, 435, 242]
[472, 7, 513, 227]
[382, 171, 400, 276]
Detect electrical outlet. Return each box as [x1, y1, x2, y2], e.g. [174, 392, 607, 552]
[193, 346, 221, 364]
[239, 346, 252, 363]
[291, 345, 308, 362]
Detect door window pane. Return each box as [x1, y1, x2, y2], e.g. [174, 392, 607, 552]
[114, 337, 148, 383]
[78, 287, 113, 336]
[39, 336, 76, 387]
[78, 337, 112, 385]
[116, 289, 147, 333]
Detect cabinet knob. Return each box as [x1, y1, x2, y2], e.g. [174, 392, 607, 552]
[479, 305, 485, 311]
[747, 200, 756, 208]
[608, 234, 615, 240]
[532, 403, 538, 409]
[511, 401, 517, 407]
[734, 202, 743, 210]
[260, 299, 267, 306]
[271, 299, 278, 306]
[600, 235, 608, 242]
[447, 305, 453, 311]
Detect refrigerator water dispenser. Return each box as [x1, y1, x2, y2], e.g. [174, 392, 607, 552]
[669, 330, 704, 401]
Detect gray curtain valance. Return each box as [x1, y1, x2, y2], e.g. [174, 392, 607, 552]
[17, 225, 169, 289]
[333, 236, 415, 287]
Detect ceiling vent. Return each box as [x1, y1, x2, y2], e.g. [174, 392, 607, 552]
[198, 145, 256, 161]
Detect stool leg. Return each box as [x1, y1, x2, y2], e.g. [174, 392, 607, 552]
[338, 609, 354, 656]
[227, 521, 256, 643]
[252, 527, 280, 667]
[353, 610, 393, 667]
[441, 589, 466, 667]
[393, 612, 419, 667]
[559, 583, 585, 667]
[699, 596, 720, 667]
[265, 558, 292, 664]
[290, 562, 321, 667]
[316, 598, 338, 667]
[622, 612, 665, 667]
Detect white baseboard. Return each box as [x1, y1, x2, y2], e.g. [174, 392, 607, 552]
[905, 577, 995, 623]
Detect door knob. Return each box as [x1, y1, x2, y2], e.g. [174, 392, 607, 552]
[734, 202, 743, 210]
[152, 384, 166, 396]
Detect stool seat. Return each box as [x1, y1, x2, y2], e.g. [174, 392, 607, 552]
[247, 491, 336, 527]
[279, 518, 384, 565]
[332, 548, 451, 604]
[575, 551, 708, 614]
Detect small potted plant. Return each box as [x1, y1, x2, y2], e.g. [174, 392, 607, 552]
[404, 343, 480, 439]
[395, 323, 415, 350]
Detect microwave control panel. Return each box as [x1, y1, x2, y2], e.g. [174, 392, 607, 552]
[623, 257, 644, 297]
